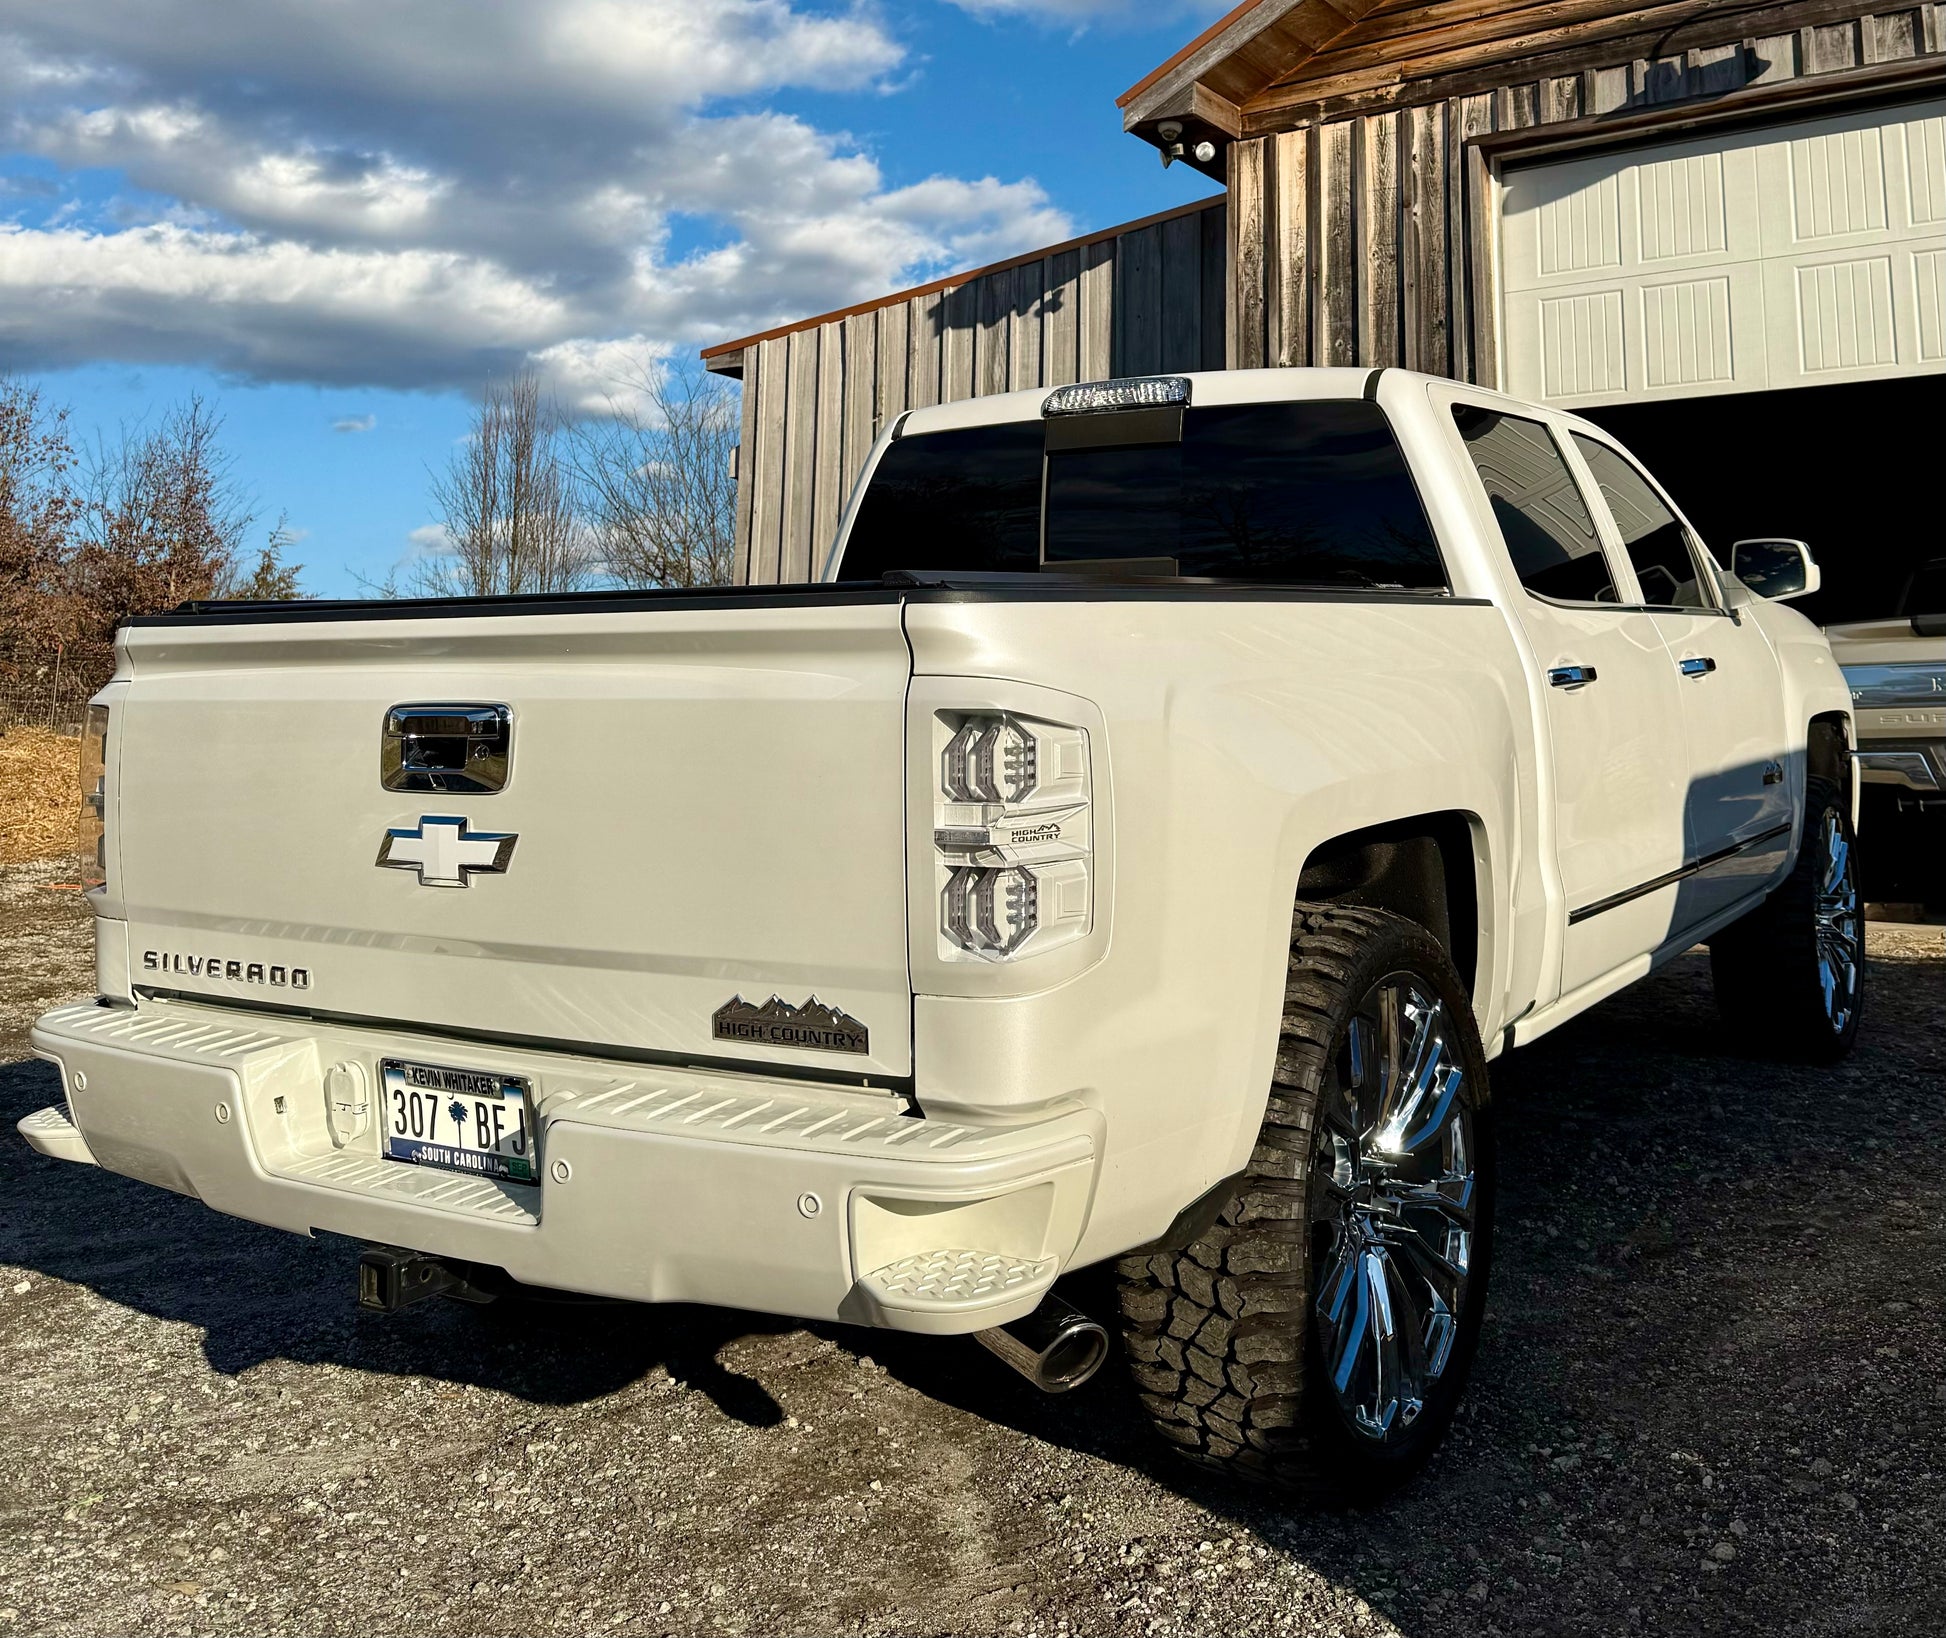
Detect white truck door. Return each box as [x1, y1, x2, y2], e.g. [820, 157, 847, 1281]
[1448, 403, 1693, 994]
[1567, 431, 1794, 924]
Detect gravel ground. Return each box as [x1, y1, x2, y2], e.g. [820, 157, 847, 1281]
[2, 859, 1942, 1637]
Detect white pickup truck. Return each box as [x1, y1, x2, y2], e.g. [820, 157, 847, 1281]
[1826, 556, 1946, 903]
[26, 367, 1859, 1498]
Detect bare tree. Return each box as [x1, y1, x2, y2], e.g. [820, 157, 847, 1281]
[0, 376, 82, 690]
[59, 396, 257, 689]
[1, 382, 300, 697]
[417, 373, 594, 597]
[571, 363, 737, 589]
[77, 394, 254, 596]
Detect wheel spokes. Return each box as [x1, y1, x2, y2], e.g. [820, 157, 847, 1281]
[1312, 971, 1477, 1445]
[1361, 1248, 1403, 1434]
[1310, 1161, 1355, 1225]
[1386, 1172, 1475, 1231]
[1372, 985, 1405, 1141]
[1371, 986, 1462, 1159]
[1319, 1238, 1370, 1398]
[1820, 820, 1850, 899]
[1365, 1245, 1428, 1435]
[1328, 1013, 1376, 1143]
[1818, 933, 1857, 1026]
[1345, 1013, 1374, 1097]
[1812, 813, 1860, 1028]
[1383, 1055, 1464, 1158]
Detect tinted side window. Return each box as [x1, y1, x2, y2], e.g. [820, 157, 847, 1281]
[839, 422, 1042, 580]
[1452, 406, 1617, 603]
[1571, 435, 1716, 610]
[1045, 401, 1446, 589]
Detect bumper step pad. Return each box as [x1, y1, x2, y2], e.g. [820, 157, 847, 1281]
[18, 1106, 97, 1166]
[861, 1248, 1058, 1310]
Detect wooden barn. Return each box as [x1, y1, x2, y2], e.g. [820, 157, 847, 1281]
[706, 0, 1946, 609]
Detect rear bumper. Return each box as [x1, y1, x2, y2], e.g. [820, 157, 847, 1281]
[25, 999, 1100, 1334]
[1855, 737, 1946, 796]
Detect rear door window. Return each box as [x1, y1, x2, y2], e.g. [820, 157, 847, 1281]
[1451, 406, 1619, 604]
[1571, 435, 1720, 610]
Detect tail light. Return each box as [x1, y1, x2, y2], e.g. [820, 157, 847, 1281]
[932, 711, 1091, 961]
[78, 704, 109, 892]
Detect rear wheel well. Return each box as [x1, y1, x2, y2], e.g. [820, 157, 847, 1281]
[1295, 813, 1479, 995]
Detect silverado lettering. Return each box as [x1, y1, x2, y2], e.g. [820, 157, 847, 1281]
[142, 951, 310, 988]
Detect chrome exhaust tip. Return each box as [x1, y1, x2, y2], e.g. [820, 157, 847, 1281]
[975, 1292, 1110, 1393]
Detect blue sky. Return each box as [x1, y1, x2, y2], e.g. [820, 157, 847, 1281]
[0, 1, 1223, 595]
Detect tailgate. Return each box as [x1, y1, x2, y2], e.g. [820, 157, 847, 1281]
[113, 600, 915, 1077]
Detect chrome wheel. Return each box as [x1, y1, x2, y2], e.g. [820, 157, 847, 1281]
[1814, 808, 1861, 1035]
[1311, 974, 1477, 1444]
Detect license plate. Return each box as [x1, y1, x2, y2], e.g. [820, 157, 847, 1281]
[380, 1058, 536, 1184]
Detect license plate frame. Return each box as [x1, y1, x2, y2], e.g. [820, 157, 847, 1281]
[379, 1057, 537, 1185]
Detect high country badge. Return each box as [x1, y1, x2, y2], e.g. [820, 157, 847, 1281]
[712, 994, 869, 1055]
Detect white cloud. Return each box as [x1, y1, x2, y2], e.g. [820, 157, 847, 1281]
[405, 523, 453, 558]
[944, 0, 1223, 24]
[528, 336, 672, 417]
[332, 413, 376, 433]
[0, 0, 1075, 398]
[0, 219, 570, 386]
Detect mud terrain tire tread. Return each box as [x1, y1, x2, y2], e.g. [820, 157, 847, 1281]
[1115, 903, 1491, 1500]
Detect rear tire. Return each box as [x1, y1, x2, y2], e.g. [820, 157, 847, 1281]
[1710, 776, 1862, 1063]
[1116, 905, 1494, 1501]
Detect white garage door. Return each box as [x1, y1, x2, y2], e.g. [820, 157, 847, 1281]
[1500, 99, 1946, 406]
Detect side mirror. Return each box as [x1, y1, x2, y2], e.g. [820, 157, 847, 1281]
[1732, 538, 1821, 602]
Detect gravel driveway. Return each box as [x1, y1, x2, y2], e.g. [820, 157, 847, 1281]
[3, 858, 1941, 1637]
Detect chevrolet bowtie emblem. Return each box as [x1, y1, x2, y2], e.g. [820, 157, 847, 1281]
[376, 815, 518, 888]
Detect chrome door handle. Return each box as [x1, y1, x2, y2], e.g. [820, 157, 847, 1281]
[1548, 664, 1598, 689]
[1679, 656, 1717, 677]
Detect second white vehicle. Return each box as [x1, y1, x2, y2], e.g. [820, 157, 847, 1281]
[26, 367, 1858, 1498]
[1827, 555, 1946, 904]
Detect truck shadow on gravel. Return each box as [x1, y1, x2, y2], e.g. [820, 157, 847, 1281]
[0, 1050, 800, 1426]
[5, 941, 1942, 1633]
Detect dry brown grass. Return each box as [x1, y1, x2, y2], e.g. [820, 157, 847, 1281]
[0, 726, 81, 865]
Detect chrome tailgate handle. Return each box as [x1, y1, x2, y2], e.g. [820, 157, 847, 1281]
[381, 704, 512, 793]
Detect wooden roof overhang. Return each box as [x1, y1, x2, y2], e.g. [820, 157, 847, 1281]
[1120, 0, 1913, 169]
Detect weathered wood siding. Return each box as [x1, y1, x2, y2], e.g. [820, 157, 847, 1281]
[1226, 5, 1946, 383]
[730, 199, 1227, 584]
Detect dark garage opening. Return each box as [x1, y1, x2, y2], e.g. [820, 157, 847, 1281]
[1583, 373, 1945, 628]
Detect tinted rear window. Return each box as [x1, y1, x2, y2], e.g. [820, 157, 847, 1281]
[839, 400, 1446, 589]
